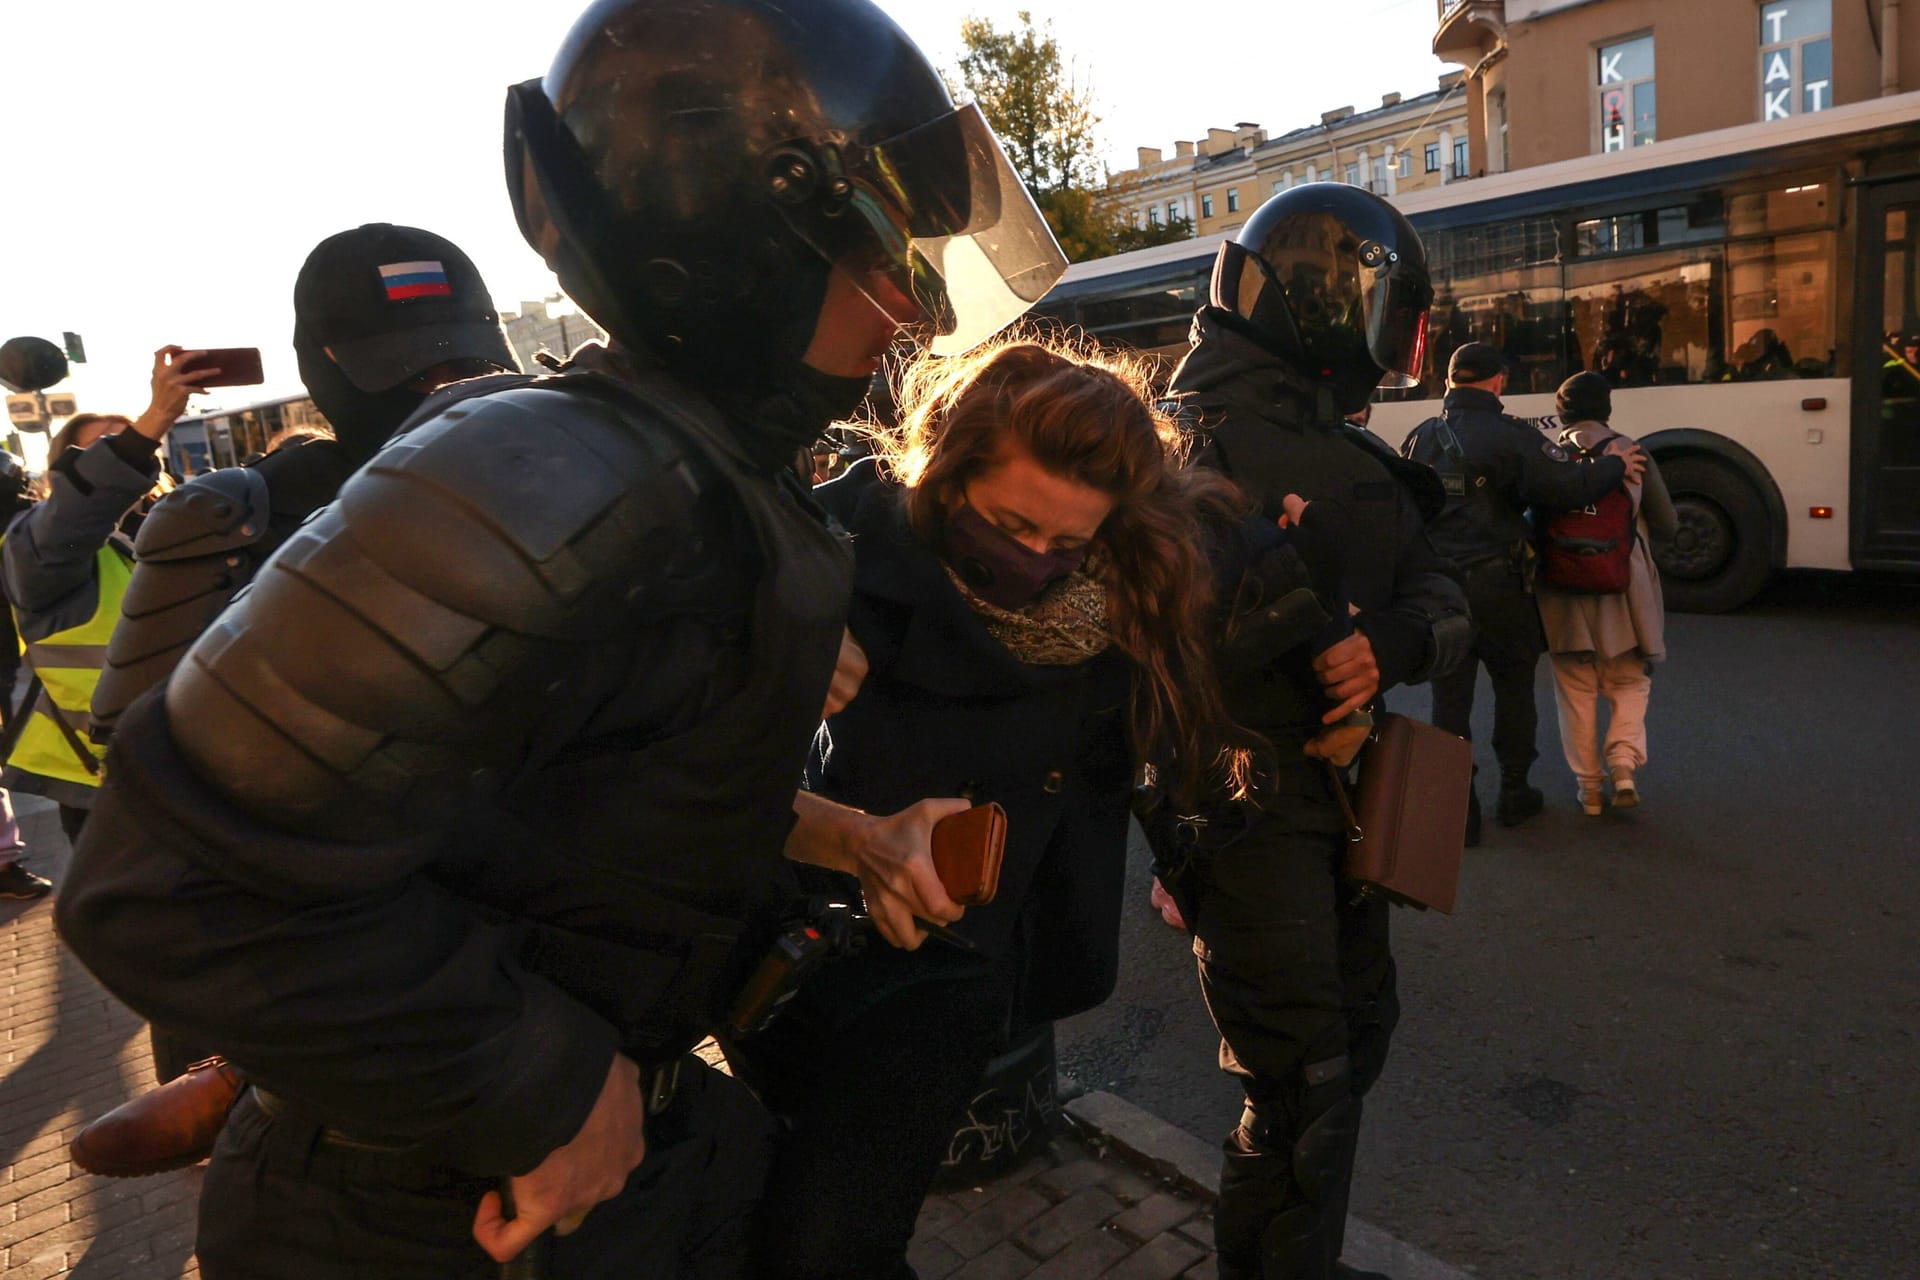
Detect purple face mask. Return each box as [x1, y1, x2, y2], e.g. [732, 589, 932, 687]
[944, 501, 1090, 611]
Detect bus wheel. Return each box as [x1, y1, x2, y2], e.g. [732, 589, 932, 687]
[1654, 456, 1773, 613]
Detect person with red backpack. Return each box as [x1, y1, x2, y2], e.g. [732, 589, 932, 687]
[1401, 344, 1646, 842]
[1536, 372, 1677, 815]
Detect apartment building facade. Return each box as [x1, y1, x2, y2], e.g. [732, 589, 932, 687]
[1436, 0, 1920, 175]
[1102, 75, 1472, 238]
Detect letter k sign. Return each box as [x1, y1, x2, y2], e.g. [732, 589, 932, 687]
[1599, 50, 1625, 83]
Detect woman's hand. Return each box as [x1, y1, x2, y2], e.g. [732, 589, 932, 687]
[786, 791, 971, 950]
[823, 628, 868, 718]
[1276, 493, 1310, 528]
[134, 346, 208, 439]
[1303, 720, 1371, 767]
[850, 798, 971, 950]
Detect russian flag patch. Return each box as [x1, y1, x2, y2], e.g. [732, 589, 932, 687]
[379, 260, 453, 301]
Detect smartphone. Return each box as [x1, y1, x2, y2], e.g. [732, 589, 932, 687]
[177, 347, 265, 388]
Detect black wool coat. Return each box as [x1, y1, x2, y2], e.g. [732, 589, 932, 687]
[808, 460, 1135, 1026]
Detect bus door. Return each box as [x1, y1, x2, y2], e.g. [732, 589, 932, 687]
[1853, 181, 1920, 567]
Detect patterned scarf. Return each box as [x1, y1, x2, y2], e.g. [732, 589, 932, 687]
[944, 552, 1115, 666]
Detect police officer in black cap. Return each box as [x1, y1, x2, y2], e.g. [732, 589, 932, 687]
[1402, 342, 1645, 839]
[90, 223, 520, 747]
[1157, 184, 1470, 1280]
[56, 0, 1064, 1274]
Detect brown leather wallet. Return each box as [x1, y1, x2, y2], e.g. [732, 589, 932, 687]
[931, 802, 1007, 906]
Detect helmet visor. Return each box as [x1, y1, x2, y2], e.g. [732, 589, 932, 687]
[801, 102, 1068, 356]
[1361, 253, 1433, 388]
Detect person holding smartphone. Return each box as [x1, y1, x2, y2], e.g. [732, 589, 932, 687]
[0, 347, 202, 843]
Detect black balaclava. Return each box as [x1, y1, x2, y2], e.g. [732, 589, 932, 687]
[731, 357, 879, 466]
[294, 319, 431, 465]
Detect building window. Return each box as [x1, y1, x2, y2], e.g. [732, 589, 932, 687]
[1398, 152, 1413, 178]
[1452, 139, 1470, 178]
[1306, 164, 1319, 183]
[1425, 142, 1441, 172]
[1167, 200, 1180, 221]
[1372, 156, 1390, 191]
[1760, 0, 1832, 121]
[1596, 34, 1656, 151]
[1202, 194, 1215, 218]
[1344, 162, 1360, 185]
[1149, 206, 1162, 226]
[1227, 188, 1240, 213]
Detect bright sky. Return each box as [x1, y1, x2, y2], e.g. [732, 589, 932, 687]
[0, 0, 1448, 439]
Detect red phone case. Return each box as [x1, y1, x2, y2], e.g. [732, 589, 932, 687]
[178, 348, 265, 388]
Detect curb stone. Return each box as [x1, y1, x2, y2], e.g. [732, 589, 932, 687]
[1063, 1091, 1476, 1280]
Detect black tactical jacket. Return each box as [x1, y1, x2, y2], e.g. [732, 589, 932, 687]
[1168, 310, 1470, 764]
[57, 350, 850, 1176]
[1401, 385, 1627, 568]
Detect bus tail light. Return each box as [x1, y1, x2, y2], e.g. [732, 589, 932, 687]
[1810, 506, 1834, 519]
[1801, 397, 1827, 411]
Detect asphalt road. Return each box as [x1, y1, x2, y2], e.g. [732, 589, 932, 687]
[1056, 572, 1920, 1280]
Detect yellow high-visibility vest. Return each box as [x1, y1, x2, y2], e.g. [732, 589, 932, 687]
[6, 544, 132, 791]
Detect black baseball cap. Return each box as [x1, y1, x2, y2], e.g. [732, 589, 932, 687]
[293, 224, 517, 391]
[1446, 342, 1508, 383]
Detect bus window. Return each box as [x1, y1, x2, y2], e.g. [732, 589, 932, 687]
[1076, 282, 1204, 353]
[1574, 195, 1725, 256]
[1566, 248, 1722, 386]
[1726, 231, 1836, 378]
[1415, 217, 1568, 395]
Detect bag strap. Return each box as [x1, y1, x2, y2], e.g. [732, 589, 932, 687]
[1324, 761, 1363, 845]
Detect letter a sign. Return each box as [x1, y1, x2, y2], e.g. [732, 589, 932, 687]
[1764, 50, 1793, 119]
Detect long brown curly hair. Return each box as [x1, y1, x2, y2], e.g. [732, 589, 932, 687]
[865, 333, 1254, 801]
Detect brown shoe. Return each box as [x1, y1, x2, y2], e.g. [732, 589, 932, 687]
[69, 1056, 246, 1177]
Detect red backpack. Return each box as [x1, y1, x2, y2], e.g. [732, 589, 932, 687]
[1535, 429, 1636, 594]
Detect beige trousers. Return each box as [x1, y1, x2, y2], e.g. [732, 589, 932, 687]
[1549, 652, 1651, 787]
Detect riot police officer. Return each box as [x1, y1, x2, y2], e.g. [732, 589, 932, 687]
[1160, 184, 1470, 1280]
[88, 223, 519, 748]
[55, 1, 1064, 1275]
[1401, 343, 1645, 839]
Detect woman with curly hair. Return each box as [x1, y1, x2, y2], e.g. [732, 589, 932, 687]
[737, 334, 1335, 1278]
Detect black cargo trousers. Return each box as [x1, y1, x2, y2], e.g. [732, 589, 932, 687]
[1427, 555, 1546, 776]
[196, 1055, 774, 1280]
[1182, 786, 1399, 1280]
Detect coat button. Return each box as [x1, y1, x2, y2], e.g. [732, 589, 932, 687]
[1042, 769, 1065, 794]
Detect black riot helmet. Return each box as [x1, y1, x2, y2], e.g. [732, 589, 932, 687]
[1210, 184, 1434, 414]
[505, 0, 1067, 397]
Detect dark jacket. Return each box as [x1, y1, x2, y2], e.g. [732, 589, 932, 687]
[1401, 385, 1628, 567]
[805, 460, 1134, 1026]
[57, 362, 850, 1176]
[2, 433, 157, 637]
[1167, 311, 1470, 761]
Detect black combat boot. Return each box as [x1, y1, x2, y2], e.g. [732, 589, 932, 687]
[1496, 765, 1545, 826]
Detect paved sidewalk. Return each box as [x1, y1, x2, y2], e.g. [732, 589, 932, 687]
[1, 799, 1214, 1279]
[1, 799, 199, 1280]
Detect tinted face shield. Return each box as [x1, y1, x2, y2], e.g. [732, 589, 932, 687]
[781, 102, 1067, 356]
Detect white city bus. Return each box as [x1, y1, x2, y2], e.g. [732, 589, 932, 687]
[1033, 92, 1920, 611]
[165, 393, 328, 479]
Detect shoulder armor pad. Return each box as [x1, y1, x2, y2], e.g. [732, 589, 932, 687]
[133, 469, 271, 562]
[326, 382, 713, 634]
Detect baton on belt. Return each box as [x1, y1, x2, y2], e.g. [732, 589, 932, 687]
[497, 1181, 550, 1280]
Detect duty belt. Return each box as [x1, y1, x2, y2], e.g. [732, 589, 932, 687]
[251, 1058, 685, 1155]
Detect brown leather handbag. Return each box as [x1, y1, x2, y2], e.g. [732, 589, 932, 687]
[1326, 714, 1473, 914]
